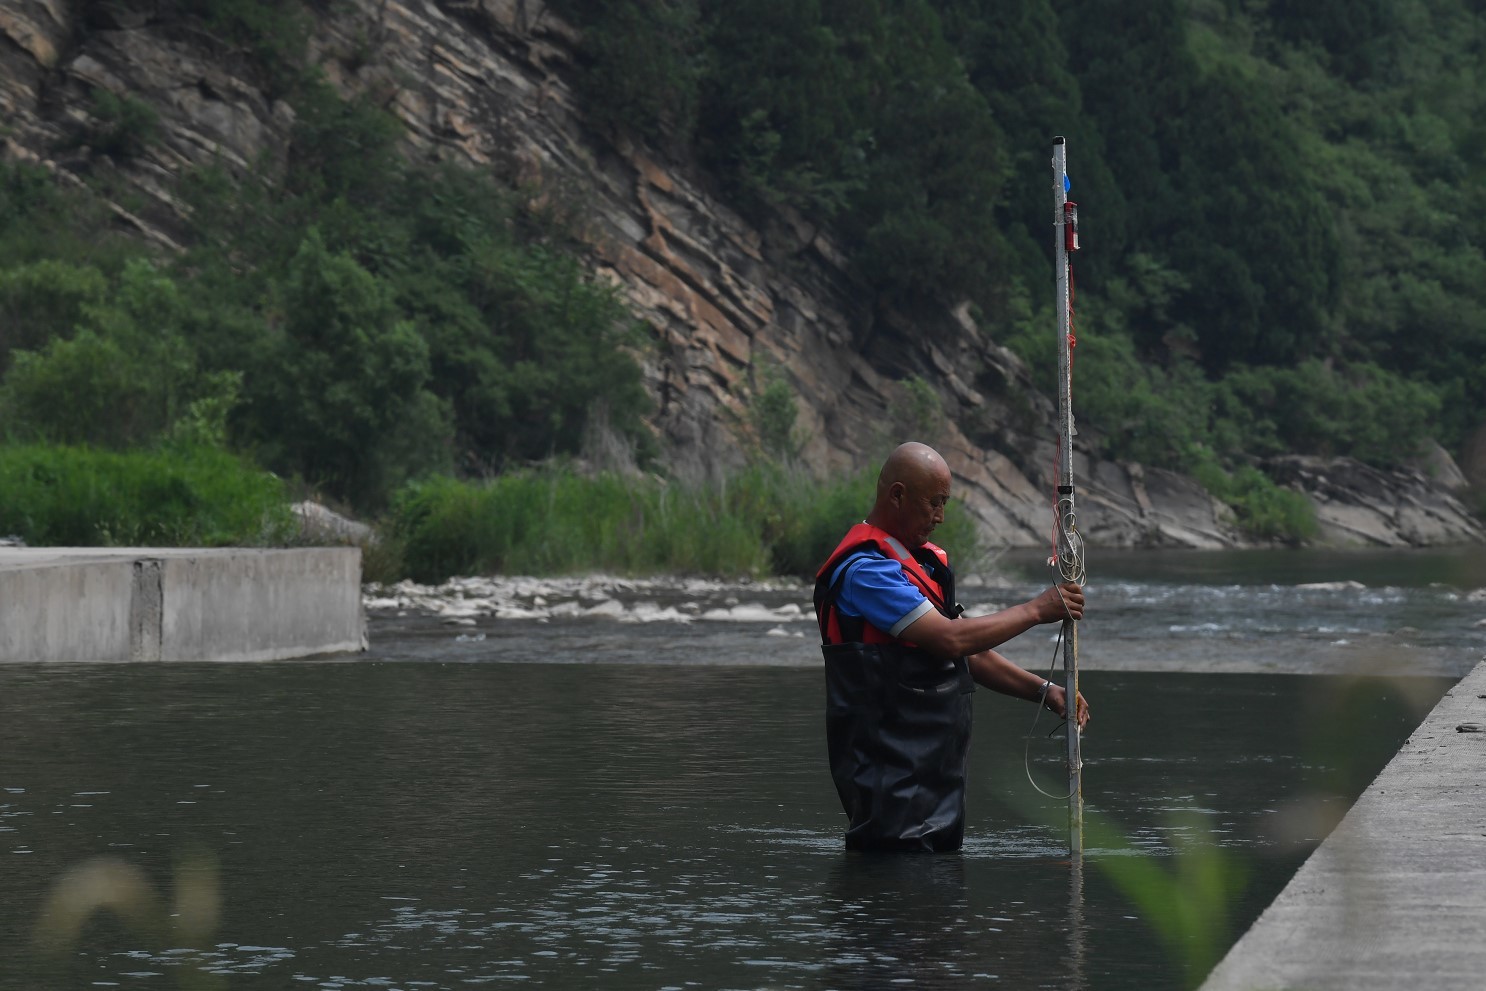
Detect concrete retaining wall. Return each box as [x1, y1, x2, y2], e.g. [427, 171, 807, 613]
[0, 548, 366, 663]
[1200, 660, 1486, 990]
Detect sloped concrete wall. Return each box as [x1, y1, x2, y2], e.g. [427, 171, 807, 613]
[0, 548, 366, 663]
[1200, 660, 1486, 990]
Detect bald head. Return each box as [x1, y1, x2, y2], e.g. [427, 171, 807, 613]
[878, 442, 948, 494]
[868, 443, 952, 547]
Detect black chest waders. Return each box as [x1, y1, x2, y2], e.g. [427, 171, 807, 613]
[824, 643, 974, 852]
[815, 538, 972, 853]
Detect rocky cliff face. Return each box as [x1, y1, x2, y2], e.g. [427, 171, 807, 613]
[2, 0, 1480, 551]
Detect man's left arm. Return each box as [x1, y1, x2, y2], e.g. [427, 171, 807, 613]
[967, 649, 1090, 729]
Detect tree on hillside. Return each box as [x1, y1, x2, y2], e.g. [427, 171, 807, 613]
[940, 0, 1125, 294]
[1056, 0, 1340, 372]
[846, 1, 1008, 306]
[247, 230, 450, 503]
[698, 0, 872, 216]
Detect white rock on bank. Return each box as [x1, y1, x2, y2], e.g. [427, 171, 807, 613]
[293, 501, 375, 545]
[437, 601, 486, 619]
[621, 604, 692, 624]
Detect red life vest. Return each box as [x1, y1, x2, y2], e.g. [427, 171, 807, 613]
[814, 522, 953, 646]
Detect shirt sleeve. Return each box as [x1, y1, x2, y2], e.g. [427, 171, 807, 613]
[835, 553, 934, 638]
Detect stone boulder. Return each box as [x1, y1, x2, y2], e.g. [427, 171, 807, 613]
[292, 502, 375, 546]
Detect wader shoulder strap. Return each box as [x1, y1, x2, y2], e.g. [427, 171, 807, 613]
[814, 550, 868, 644]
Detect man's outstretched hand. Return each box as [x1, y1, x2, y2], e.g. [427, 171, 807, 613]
[1033, 582, 1084, 623]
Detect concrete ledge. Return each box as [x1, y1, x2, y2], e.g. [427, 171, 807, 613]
[1200, 659, 1486, 991]
[0, 548, 366, 663]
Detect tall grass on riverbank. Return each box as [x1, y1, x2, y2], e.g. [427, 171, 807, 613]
[0, 444, 294, 547]
[384, 463, 981, 583]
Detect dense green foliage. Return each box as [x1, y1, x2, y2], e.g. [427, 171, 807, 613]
[384, 463, 980, 583]
[1, 72, 651, 512]
[186, 77, 655, 503]
[0, 444, 293, 547]
[557, 0, 1486, 487]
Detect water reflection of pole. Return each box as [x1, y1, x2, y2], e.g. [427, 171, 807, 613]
[1068, 853, 1088, 991]
[1052, 136, 1085, 860]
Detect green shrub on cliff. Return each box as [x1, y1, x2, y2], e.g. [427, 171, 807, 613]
[81, 89, 161, 161]
[1191, 457, 1318, 545]
[0, 162, 136, 273]
[560, 0, 703, 148]
[84, 0, 312, 96]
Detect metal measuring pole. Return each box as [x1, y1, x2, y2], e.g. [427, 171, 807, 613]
[1052, 136, 1084, 859]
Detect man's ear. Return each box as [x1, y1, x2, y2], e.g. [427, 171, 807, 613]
[887, 480, 906, 506]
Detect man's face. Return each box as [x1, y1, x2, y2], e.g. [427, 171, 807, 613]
[898, 469, 951, 547]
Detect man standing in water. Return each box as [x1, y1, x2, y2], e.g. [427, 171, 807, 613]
[814, 442, 1089, 852]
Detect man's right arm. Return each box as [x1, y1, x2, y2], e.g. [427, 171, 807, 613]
[902, 583, 1083, 659]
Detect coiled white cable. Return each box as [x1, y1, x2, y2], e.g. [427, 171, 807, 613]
[1024, 497, 1085, 799]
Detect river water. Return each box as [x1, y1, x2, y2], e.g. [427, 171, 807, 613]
[3, 549, 1484, 990]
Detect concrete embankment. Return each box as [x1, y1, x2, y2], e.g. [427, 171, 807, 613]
[0, 548, 366, 663]
[1200, 659, 1486, 991]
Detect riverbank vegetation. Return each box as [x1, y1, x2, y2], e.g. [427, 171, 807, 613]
[1, 0, 1481, 561]
[0, 444, 293, 547]
[0, 444, 979, 584]
[381, 463, 979, 584]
